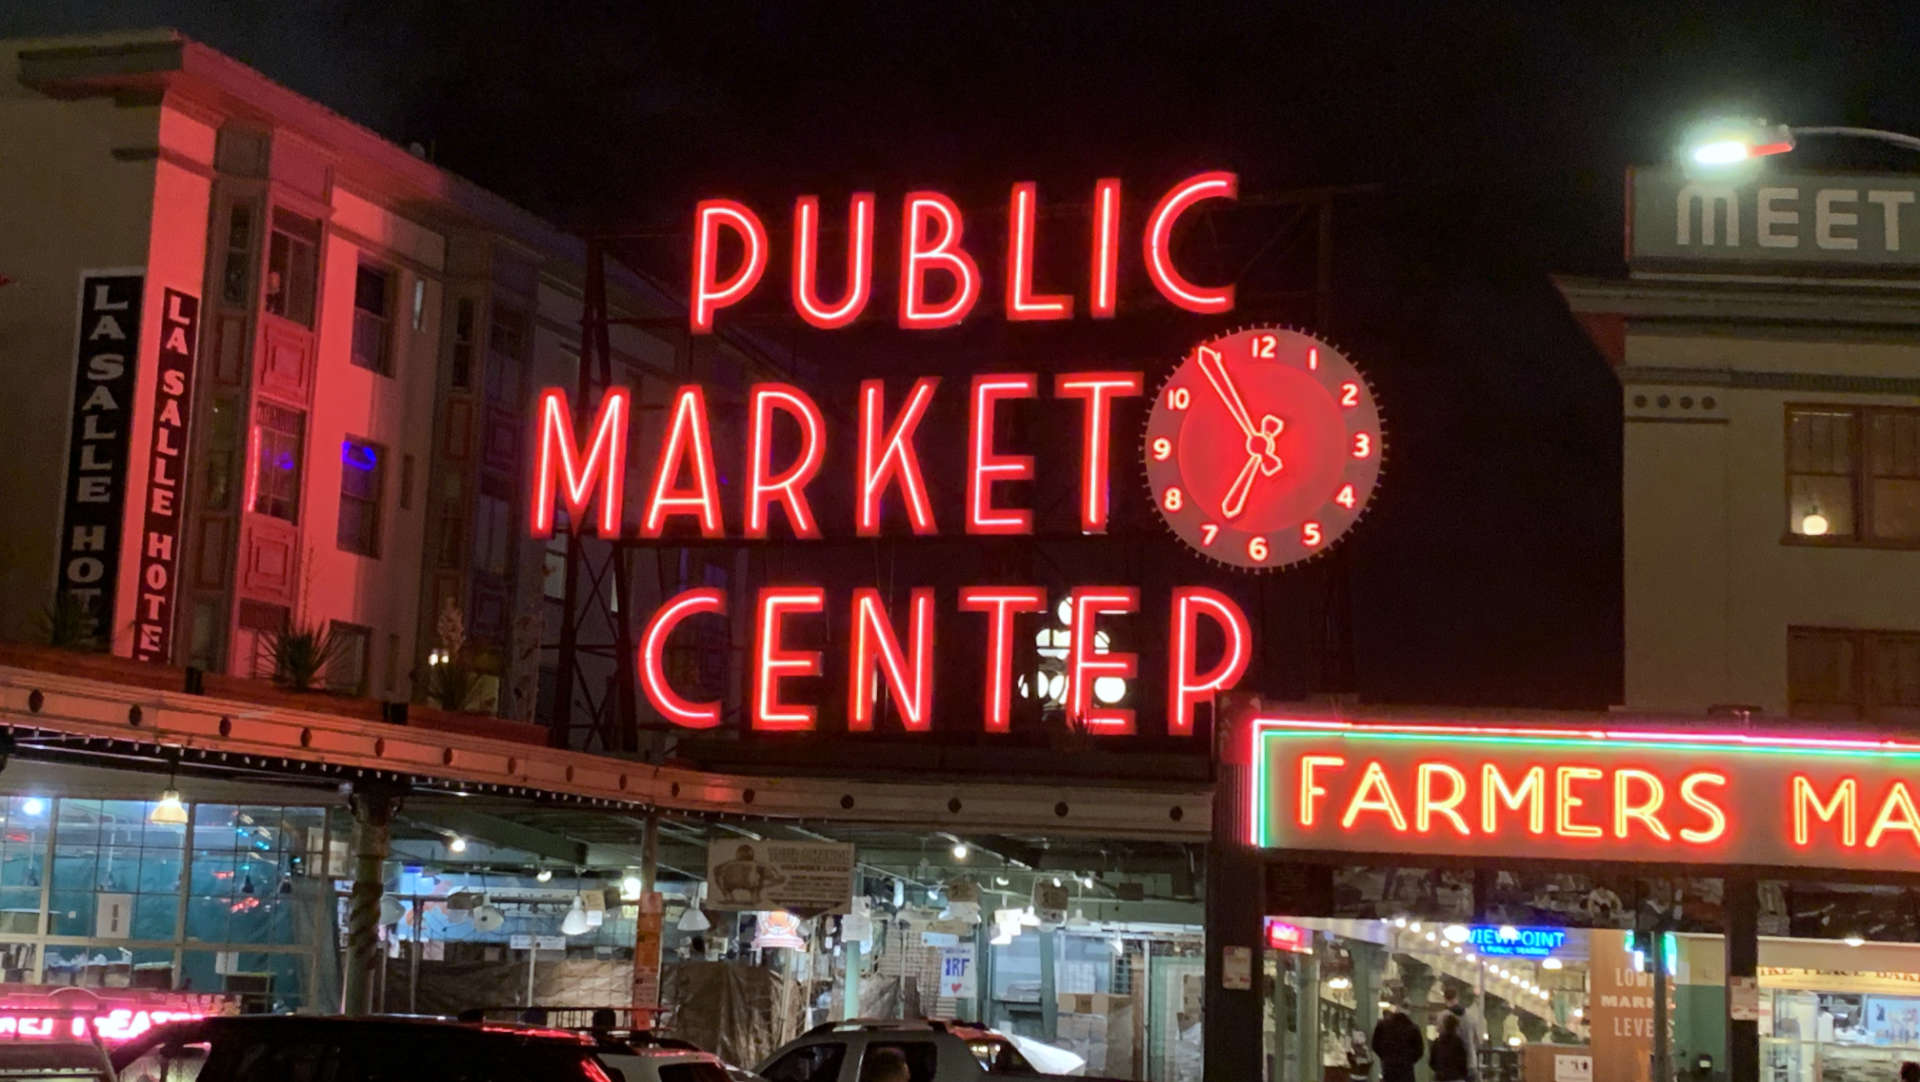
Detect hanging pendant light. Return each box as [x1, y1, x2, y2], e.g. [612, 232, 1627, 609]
[560, 894, 589, 936]
[150, 752, 188, 825]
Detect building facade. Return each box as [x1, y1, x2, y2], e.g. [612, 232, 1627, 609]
[1558, 164, 1920, 721]
[0, 30, 760, 721]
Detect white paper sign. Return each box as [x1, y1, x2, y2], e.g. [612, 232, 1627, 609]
[423, 940, 445, 961]
[1222, 945, 1253, 990]
[536, 935, 566, 951]
[1729, 975, 1760, 1021]
[1553, 1053, 1593, 1082]
[509, 934, 534, 950]
[939, 945, 978, 1000]
[706, 840, 855, 914]
[94, 893, 132, 940]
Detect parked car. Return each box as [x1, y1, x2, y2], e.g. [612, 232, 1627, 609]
[755, 1019, 1117, 1082]
[595, 1044, 742, 1082]
[0, 1040, 115, 1082]
[110, 1014, 623, 1081]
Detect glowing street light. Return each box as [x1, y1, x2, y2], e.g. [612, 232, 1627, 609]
[1684, 116, 1920, 169]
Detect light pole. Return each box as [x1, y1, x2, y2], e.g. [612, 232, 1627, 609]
[1687, 117, 1920, 166]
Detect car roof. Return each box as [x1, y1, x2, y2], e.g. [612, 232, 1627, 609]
[600, 1048, 724, 1063]
[150, 1015, 590, 1044]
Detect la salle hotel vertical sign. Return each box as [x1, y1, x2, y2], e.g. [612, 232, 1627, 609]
[131, 289, 199, 663]
[527, 171, 1301, 738]
[56, 271, 144, 643]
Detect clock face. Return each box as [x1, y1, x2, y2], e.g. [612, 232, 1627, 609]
[1143, 326, 1383, 570]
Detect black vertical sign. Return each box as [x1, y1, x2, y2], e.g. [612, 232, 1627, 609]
[56, 271, 144, 647]
[132, 288, 199, 663]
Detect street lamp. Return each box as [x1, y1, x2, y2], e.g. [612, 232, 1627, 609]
[1686, 117, 1920, 167]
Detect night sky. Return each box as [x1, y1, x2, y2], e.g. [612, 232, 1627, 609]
[11, 2, 1920, 712]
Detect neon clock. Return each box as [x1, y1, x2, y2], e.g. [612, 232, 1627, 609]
[1144, 326, 1383, 570]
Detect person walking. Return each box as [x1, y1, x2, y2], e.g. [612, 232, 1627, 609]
[1430, 1012, 1473, 1082]
[1371, 1003, 1425, 1082]
[1443, 986, 1481, 1079]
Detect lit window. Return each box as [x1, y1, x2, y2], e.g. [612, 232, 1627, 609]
[337, 437, 385, 556]
[248, 402, 304, 522]
[1787, 406, 1920, 543]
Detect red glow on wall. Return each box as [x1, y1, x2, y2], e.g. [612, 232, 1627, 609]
[752, 587, 826, 731]
[792, 193, 875, 329]
[848, 587, 935, 731]
[640, 588, 726, 728]
[857, 377, 940, 536]
[745, 383, 826, 539]
[691, 199, 769, 333]
[958, 586, 1045, 733]
[1143, 171, 1238, 313]
[641, 386, 724, 537]
[1066, 587, 1138, 736]
[899, 192, 981, 328]
[532, 387, 629, 536]
[966, 374, 1037, 534]
[1167, 586, 1250, 736]
[1005, 182, 1072, 321]
[1090, 178, 1121, 319]
[1055, 372, 1144, 533]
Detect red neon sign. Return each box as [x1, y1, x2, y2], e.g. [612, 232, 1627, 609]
[1248, 718, 1920, 874]
[688, 171, 1239, 331]
[1265, 919, 1309, 953]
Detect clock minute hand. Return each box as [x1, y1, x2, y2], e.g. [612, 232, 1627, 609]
[1195, 346, 1259, 440]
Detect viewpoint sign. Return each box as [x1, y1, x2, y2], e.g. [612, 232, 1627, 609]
[1251, 717, 1920, 875]
[1630, 165, 1920, 270]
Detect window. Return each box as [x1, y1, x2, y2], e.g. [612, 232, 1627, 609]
[234, 601, 288, 679]
[1787, 406, 1920, 543]
[221, 203, 254, 307]
[263, 210, 319, 327]
[1790, 627, 1920, 724]
[760, 1044, 845, 1082]
[351, 263, 394, 375]
[863, 1043, 938, 1082]
[336, 437, 385, 556]
[324, 622, 371, 696]
[203, 397, 240, 511]
[399, 454, 415, 511]
[474, 489, 511, 578]
[248, 402, 305, 521]
[488, 302, 527, 358]
[450, 299, 476, 389]
[118, 1038, 210, 1082]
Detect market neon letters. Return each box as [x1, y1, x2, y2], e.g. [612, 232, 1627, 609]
[689, 171, 1239, 331]
[1294, 756, 1731, 845]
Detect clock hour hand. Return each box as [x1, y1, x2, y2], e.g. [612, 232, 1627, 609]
[1221, 453, 1262, 520]
[1196, 346, 1259, 440]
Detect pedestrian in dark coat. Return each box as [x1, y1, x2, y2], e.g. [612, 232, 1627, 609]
[1371, 1005, 1425, 1082]
[1429, 1010, 1473, 1081]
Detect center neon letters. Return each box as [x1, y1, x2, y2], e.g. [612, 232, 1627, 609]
[1294, 756, 1731, 847]
[690, 172, 1239, 331]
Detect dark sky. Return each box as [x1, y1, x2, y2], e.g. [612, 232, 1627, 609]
[11, 2, 1920, 712]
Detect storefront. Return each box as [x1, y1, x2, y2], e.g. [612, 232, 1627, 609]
[1206, 711, 1920, 1082]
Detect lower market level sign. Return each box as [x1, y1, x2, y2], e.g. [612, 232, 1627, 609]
[1249, 717, 1920, 875]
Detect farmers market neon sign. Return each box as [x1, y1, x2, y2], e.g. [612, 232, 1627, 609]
[1251, 718, 1920, 874]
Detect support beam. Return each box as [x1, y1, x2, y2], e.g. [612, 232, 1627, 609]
[342, 782, 404, 1015]
[1726, 872, 1759, 1082]
[405, 808, 589, 866]
[1039, 928, 1059, 1041]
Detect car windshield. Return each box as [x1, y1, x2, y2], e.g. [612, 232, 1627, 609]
[967, 1040, 1033, 1073]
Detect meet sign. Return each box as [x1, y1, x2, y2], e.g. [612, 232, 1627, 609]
[1630, 166, 1920, 270]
